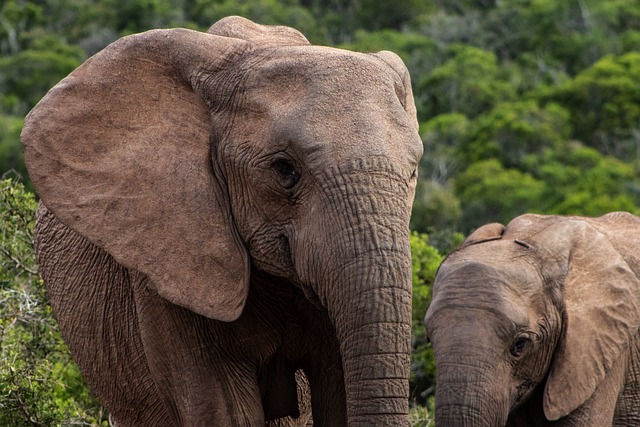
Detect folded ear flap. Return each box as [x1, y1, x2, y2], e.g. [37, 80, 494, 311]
[542, 220, 640, 420]
[370, 51, 419, 131]
[22, 28, 251, 321]
[459, 222, 505, 248]
[208, 15, 310, 46]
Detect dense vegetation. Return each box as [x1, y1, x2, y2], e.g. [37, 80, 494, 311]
[2, 0, 639, 425]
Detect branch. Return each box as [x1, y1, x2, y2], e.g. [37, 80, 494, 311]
[0, 246, 38, 275]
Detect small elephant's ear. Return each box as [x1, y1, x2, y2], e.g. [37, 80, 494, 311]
[22, 29, 251, 322]
[208, 15, 310, 47]
[459, 222, 505, 248]
[541, 219, 640, 420]
[371, 51, 419, 131]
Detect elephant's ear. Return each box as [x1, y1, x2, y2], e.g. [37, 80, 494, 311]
[459, 222, 505, 248]
[371, 51, 419, 131]
[541, 219, 640, 420]
[208, 15, 310, 46]
[22, 28, 251, 322]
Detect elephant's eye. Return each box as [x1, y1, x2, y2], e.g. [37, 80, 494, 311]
[273, 158, 300, 189]
[509, 335, 532, 358]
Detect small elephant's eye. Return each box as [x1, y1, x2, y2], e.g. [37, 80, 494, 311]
[273, 159, 300, 189]
[509, 335, 532, 358]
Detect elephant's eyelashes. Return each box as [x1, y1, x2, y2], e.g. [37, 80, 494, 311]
[273, 158, 301, 189]
[509, 335, 533, 358]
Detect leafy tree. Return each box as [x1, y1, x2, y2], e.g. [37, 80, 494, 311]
[454, 159, 547, 231]
[350, 0, 431, 32]
[0, 0, 43, 56]
[419, 113, 469, 182]
[298, 0, 432, 44]
[458, 100, 571, 169]
[411, 180, 462, 233]
[418, 44, 515, 120]
[526, 143, 640, 216]
[544, 52, 640, 159]
[0, 34, 83, 117]
[101, 0, 185, 35]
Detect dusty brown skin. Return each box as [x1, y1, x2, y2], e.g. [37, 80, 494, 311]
[425, 213, 640, 426]
[21, 16, 422, 427]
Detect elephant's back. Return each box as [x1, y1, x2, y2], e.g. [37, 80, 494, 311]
[34, 203, 171, 426]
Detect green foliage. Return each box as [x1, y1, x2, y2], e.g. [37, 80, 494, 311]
[409, 402, 435, 427]
[527, 143, 640, 216]
[409, 232, 443, 405]
[411, 181, 462, 233]
[101, 0, 184, 34]
[185, 0, 323, 42]
[454, 159, 547, 231]
[0, 116, 28, 189]
[459, 101, 571, 168]
[0, 179, 109, 426]
[545, 52, 640, 158]
[0, 34, 84, 117]
[418, 44, 515, 120]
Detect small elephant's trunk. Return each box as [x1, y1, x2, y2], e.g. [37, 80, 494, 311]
[433, 358, 511, 427]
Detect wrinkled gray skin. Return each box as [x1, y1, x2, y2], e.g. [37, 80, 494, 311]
[425, 213, 640, 427]
[21, 16, 422, 427]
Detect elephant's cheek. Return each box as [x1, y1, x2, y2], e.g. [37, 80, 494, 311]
[245, 229, 297, 280]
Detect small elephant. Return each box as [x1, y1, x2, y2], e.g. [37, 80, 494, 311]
[21, 16, 422, 427]
[424, 213, 640, 426]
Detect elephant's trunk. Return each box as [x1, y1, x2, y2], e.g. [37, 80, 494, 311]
[331, 261, 412, 426]
[300, 163, 413, 425]
[433, 358, 510, 427]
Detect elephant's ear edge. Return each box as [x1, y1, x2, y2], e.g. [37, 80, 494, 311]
[458, 222, 505, 249]
[21, 28, 251, 322]
[541, 219, 640, 420]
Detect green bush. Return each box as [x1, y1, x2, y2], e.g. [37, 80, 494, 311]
[409, 232, 445, 407]
[0, 179, 109, 426]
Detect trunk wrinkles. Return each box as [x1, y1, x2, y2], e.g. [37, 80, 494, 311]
[307, 159, 413, 426]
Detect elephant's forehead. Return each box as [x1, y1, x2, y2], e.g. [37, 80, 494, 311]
[242, 46, 400, 104]
[429, 257, 542, 320]
[236, 47, 420, 164]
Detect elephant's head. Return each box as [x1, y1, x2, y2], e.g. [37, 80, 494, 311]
[21, 16, 422, 425]
[424, 213, 640, 426]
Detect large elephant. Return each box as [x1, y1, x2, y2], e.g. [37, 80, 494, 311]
[424, 212, 640, 426]
[21, 16, 422, 427]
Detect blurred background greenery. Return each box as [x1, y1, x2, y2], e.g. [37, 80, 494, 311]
[2, 0, 640, 425]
